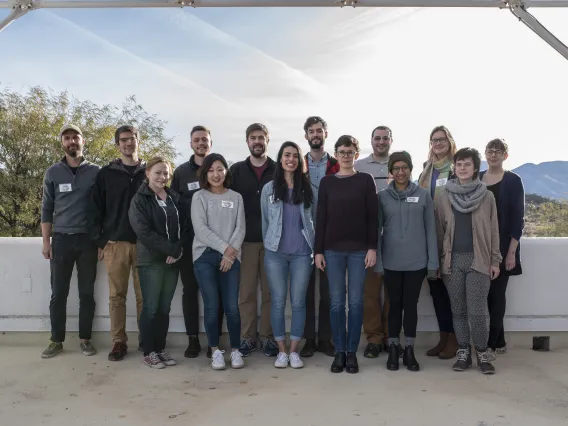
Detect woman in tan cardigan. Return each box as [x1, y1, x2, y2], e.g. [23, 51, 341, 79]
[434, 148, 502, 375]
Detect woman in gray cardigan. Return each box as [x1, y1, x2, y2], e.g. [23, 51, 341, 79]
[375, 151, 438, 372]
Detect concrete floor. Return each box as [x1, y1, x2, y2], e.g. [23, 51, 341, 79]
[1, 333, 567, 426]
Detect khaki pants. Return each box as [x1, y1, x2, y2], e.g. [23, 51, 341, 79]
[103, 241, 143, 343]
[239, 242, 272, 341]
[363, 269, 390, 344]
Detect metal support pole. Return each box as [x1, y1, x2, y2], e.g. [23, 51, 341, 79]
[0, 3, 31, 33]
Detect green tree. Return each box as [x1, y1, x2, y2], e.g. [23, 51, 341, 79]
[0, 86, 177, 237]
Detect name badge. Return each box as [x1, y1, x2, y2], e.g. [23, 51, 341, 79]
[406, 197, 419, 203]
[59, 183, 72, 192]
[436, 178, 448, 187]
[221, 201, 234, 209]
[157, 200, 167, 207]
[187, 181, 200, 191]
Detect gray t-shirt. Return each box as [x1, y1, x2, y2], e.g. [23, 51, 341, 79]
[190, 189, 246, 262]
[452, 206, 474, 253]
[354, 154, 389, 193]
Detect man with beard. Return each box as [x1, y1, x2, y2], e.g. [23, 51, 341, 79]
[40, 124, 101, 359]
[230, 123, 278, 357]
[91, 125, 146, 361]
[300, 116, 339, 358]
[354, 125, 393, 358]
[171, 125, 223, 359]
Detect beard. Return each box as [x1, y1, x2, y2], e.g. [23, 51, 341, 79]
[249, 144, 266, 158]
[308, 137, 324, 150]
[64, 145, 80, 158]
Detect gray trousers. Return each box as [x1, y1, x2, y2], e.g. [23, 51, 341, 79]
[443, 252, 490, 350]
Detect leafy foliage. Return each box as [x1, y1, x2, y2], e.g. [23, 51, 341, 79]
[0, 86, 177, 236]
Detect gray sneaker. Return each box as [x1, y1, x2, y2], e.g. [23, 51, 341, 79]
[41, 342, 63, 359]
[80, 341, 97, 356]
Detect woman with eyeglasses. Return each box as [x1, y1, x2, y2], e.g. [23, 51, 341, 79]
[417, 125, 459, 360]
[377, 151, 438, 372]
[314, 135, 378, 374]
[480, 139, 525, 359]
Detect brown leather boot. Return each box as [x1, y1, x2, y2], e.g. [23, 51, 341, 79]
[426, 332, 448, 357]
[439, 333, 458, 359]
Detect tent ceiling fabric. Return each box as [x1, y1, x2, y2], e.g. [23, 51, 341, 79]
[1, 0, 567, 60]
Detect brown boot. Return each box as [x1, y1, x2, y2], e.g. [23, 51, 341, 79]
[439, 333, 459, 359]
[426, 332, 448, 357]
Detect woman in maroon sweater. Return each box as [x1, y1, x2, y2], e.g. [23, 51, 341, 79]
[314, 135, 379, 374]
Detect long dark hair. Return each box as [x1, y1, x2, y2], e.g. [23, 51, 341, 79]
[198, 153, 232, 190]
[272, 141, 313, 208]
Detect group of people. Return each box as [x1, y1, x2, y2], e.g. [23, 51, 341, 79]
[40, 117, 525, 376]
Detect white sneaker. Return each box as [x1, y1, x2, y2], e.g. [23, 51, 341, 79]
[289, 352, 304, 369]
[274, 352, 289, 368]
[230, 350, 244, 369]
[211, 349, 226, 370]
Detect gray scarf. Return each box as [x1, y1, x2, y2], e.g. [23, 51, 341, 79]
[445, 178, 487, 213]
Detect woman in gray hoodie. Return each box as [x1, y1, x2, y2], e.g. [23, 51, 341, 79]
[375, 151, 438, 372]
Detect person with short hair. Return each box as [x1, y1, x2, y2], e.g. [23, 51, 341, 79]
[192, 154, 246, 370]
[481, 138, 525, 358]
[314, 135, 378, 374]
[41, 124, 101, 359]
[129, 156, 188, 369]
[435, 148, 501, 375]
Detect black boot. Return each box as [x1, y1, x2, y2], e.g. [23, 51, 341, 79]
[184, 336, 201, 358]
[300, 338, 317, 358]
[346, 352, 359, 374]
[452, 346, 473, 372]
[331, 352, 346, 373]
[402, 345, 420, 372]
[386, 343, 399, 371]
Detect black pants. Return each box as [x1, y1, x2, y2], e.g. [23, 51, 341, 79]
[303, 265, 331, 341]
[427, 277, 454, 333]
[180, 244, 223, 337]
[49, 233, 98, 343]
[487, 271, 510, 349]
[384, 269, 427, 339]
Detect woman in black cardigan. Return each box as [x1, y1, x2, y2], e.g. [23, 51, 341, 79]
[480, 139, 525, 358]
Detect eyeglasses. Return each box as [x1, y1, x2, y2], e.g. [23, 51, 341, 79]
[119, 137, 137, 143]
[485, 149, 504, 157]
[336, 150, 357, 158]
[391, 165, 410, 173]
[374, 136, 391, 142]
[431, 137, 448, 145]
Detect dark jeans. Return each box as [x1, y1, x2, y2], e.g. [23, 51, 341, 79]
[49, 233, 98, 343]
[304, 265, 332, 341]
[427, 277, 454, 334]
[325, 250, 367, 353]
[384, 269, 427, 339]
[193, 248, 241, 349]
[138, 264, 179, 356]
[180, 243, 224, 337]
[487, 271, 510, 349]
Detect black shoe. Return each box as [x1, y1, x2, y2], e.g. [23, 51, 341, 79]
[206, 346, 212, 359]
[300, 338, 317, 358]
[452, 347, 473, 372]
[386, 343, 399, 371]
[397, 344, 404, 358]
[239, 340, 257, 357]
[261, 339, 279, 357]
[184, 336, 201, 358]
[402, 345, 420, 372]
[346, 352, 359, 374]
[476, 349, 496, 375]
[363, 343, 382, 359]
[108, 342, 128, 361]
[317, 340, 336, 357]
[331, 352, 346, 373]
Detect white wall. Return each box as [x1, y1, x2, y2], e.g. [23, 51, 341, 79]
[1, 237, 567, 333]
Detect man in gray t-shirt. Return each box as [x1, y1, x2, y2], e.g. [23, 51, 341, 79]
[353, 125, 393, 357]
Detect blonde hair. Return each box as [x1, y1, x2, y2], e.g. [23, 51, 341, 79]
[146, 156, 172, 171]
[428, 125, 457, 162]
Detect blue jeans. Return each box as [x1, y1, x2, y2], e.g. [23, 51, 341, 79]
[264, 250, 313, 342]
[194, 248, 241, 349]
[138, 264, 179, 356]
[324, 250, 367, 353]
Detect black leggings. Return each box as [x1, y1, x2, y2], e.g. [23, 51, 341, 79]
[487, 272, 510, 349]
[384, 269, 427, 339]
[427, 277, 454, 333]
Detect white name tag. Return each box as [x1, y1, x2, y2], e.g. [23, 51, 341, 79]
[187, 181, 200, 191]
[221, 201, 234, 209]
[436, 178, 448, 187]
[59, 183, 72, 192]
[157, 200, 167, 207]
[406, 197, 419, 203]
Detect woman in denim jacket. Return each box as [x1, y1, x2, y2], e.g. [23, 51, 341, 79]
[261, 141, 315, 369]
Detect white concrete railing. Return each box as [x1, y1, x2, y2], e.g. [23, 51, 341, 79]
[0, 238, 567, 333]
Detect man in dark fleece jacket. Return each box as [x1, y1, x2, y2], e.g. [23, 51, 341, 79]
[229, 123, 278, 357]
[40, 124, 100, 360]
[91, 125, 146, 362]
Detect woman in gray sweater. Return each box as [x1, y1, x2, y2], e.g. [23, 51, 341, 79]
[375, 151, 438, 372]
[191, 154, 246, 371]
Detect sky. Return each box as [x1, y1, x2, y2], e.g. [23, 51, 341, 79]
[1, 4, 568, 172]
